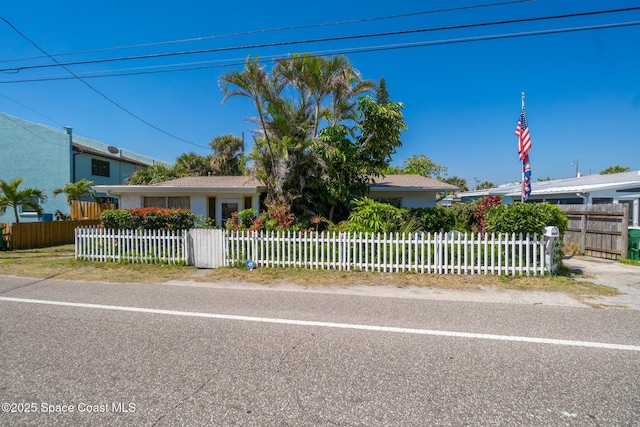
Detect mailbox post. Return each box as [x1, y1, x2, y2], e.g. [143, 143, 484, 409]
[543, 226, 560, 273]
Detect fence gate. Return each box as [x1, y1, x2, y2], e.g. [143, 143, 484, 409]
[560, 204, 628, 260]
[188, 229, 225, 268]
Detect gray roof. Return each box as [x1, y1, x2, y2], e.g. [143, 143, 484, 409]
[151, 176, 263, 188]
[370, 174, 459, 191]
[458, 171, 640, 198]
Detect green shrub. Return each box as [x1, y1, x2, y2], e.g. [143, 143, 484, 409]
[484, 202, 568, 236]
[100, 208, 197, 230]
[347, 197, 406, 233]
[238, 209, 258, 229]
[409, 206, 455, 233]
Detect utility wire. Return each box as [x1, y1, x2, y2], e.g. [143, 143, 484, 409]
[2, 20, 639, 84]
[0, 17, 209, 149]
[2, 6, 639, 74]
[0, 0, 532, 64]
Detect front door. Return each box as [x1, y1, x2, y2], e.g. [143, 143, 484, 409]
[219, 199, 241, 228]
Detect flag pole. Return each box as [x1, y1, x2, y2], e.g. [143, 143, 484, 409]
[521, 92, 525, 203]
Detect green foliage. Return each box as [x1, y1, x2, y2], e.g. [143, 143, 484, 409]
[356, 96, 407, 175]
[408, 206, 454, 233]
[386, 154, 448, 181]
[0, 178, 47, 223]
[347, 197, 406, 233]
[600, 165, 630, 174]
[448, 203, 477, 233]
[193, 215, 217, 229]
[476, 181, 495, 190]
[126, 162, 187, 185]
[53, 178, 95, 219]
[238, 209, 258, 229]
[473, 195, 503, 233]
[444, 176, 468, 192]
[100, 208, 197, 230]
[174, 152, 213, 176]
[263, 196, 295, 230]
[209, 134, 245, 176]
[484, 202, 569, 236]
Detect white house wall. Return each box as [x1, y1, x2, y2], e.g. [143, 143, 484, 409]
[116, 192, 261, 227]
[368, 190, 437, 208]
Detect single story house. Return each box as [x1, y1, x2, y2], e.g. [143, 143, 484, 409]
[92, 174, 458, 227]
[457, 171, 640, 227]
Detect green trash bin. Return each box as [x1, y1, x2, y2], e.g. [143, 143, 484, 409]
[628, 228, 640, 261]
[0, 225, 5, 250]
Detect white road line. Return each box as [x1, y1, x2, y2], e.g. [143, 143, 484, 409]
[2, 296, 639, 352]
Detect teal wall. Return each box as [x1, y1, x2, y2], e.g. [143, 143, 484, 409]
[0, 113, 71, 223]
[0, 112, 157, 223]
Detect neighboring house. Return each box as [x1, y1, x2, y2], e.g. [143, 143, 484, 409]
[457, 171, 640, 226]
[0, 112, 159, 223]
[368, 174, 459, 208]
[92, 174, 457, 227]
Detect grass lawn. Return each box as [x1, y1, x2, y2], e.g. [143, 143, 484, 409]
[0, 244, 620, 300]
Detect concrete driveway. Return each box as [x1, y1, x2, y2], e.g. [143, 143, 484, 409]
[563, 256, 640, 309]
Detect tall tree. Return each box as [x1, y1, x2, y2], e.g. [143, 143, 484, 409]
[175, 152, 213, 176]
[53, 178, 94, 219]
[126, 163, 187, 185]
[386, 155, 448, 181]
[376, 77, 389, 105]
[0, 178, 46, 223]
[444, 176, 469, 192]
[314, 96, 407, 221]
[220, 53, 376, 204]
[476, 181, 495, 190]
[209, 134, 245, 176]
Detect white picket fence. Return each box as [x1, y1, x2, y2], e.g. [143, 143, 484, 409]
[226, 230, 555, 276]
[75, 228, 557, 275]
[75, 227, 188, 264]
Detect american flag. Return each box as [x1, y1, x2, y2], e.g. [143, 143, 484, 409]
[522, 154, 532, 201]
[515, 107, 531, 161]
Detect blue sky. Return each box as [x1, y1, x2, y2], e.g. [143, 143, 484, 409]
[1, 0, 639, 187]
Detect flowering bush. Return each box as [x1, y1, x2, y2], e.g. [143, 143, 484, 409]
[100, 208, 197, 230]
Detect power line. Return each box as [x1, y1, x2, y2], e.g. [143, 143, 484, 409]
[2, 6, 639, 73]
[0, 17, 209, 149]
[0, 92, 67, 128]
[2, 20, 639, 84]
[0, 0, 532, 64]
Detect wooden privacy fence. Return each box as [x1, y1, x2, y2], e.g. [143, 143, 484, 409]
[225, 230, 556, 276]
[74, 228, 558, 275]
[75, 227, 188, 264]
[1, 220, 101, 250]
[560, 204, 628, 260]
[71, 200, 116, 220]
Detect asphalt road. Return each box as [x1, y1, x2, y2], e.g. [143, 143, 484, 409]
[1, 275, 639, 426]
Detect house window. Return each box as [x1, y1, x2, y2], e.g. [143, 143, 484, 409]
[143, 197, 166, 208]
[143, 196, 190, 209]
[21, 196, 41, 213]
[208, 197, 216, 225]
[244, 196, 252, 210]
[92, 159, 110, 177]
[221, 201, 240, 226]
[168, 196, 190, 209]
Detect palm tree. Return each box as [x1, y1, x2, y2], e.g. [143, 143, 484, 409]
[126, 163, 187, 185]
[209, 134, 245, 176]
[0, 178, 47, 223]
[175, 152, 213, 176]
[53, 178, 95, 220]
